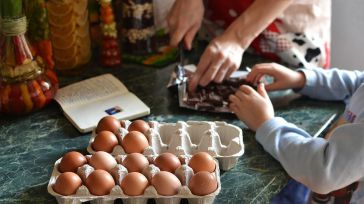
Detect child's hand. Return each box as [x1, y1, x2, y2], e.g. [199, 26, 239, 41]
[246, 63, 306, 91]
[229, 83, 274, 131]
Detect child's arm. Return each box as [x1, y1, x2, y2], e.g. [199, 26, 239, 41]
[256, 118, 364, 194]
[298, 67, 364, 102]
[247, 63, 364, 102]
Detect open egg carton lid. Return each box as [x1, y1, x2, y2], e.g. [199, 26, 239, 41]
[87, 120, 244, 171]
[48, 156, 221, 204]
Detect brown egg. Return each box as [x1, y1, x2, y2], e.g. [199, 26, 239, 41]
[151, 171, 181, 196]
[154, 153, 181, 173]
[120, 172, 149, 196]
[128, 120, 150, 134]
[121, 131, 149, 153]
[86, 169, 115, 196]
[188, 171, 218, 196]
[53, 172, 82, 195]
[122, 153, 149, 172]
[188, 152, 216, 173]
[92, 131, 119, 153]
[58, 151, 87, 173]
[96, 116, 121, 134]
[89, 151, 117, 171]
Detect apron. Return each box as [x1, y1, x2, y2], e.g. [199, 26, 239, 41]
[201, 0, 331, 69]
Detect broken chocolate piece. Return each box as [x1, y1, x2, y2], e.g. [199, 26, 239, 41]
[207, 92, 223, 106]
[182, 77, 254, 112]
[196, 102, 215, 111]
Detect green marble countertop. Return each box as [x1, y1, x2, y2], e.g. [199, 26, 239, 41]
[0, 53, 344, 204]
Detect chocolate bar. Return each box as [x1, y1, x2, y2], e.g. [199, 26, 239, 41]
[183, 78, 254, 112]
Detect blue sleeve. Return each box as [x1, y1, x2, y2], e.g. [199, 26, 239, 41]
[256, 117, 364, 194]
[298, 68, 364, 102]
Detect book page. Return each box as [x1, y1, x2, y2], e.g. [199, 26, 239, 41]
[62, 93, 150, 133]
[54, 74, 129, 108]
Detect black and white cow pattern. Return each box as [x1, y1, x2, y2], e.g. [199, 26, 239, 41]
[278, 33, 325, 68]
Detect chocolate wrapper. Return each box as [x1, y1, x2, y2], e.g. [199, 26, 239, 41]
[169, 64, 251, 113]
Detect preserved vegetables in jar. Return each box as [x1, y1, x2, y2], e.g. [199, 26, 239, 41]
[47, 0, 91, 72]
[26, 0, 55, 70]
[0, 0, 58, 115]
[99, 0, 121, 67]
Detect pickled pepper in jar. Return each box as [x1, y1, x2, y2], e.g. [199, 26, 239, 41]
[26, 0, 55, 70]
[99, 0, 121, 67]
[0, 0, 58, 115]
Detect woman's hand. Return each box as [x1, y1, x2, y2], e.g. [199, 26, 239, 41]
[188, 30, 245, 92]
[246, 63, 306, 91]
[167, 0, 204, 50]
[229, 83, 274, 131]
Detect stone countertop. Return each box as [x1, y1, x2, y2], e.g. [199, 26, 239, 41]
[0, 54, 344, 203]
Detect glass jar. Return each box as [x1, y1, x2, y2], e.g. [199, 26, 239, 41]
[121, 0, 154, 55]
[46, 0, 91, 73]
[26, 0, 55, 70]
[119, 0, 178, 67]
[99, 0, 121, 67]
[0, 0, 58, 115]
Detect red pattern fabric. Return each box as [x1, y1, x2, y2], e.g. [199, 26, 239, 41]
[205, 0, 330, 68]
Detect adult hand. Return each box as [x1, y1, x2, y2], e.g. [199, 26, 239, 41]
[188, 31, 245, 92]
[246, 63, 306, 91]
[229, 83, 274, 131]
[167, 0, 204, 50]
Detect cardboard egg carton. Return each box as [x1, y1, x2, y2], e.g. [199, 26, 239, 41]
[48, 155, 221, 204]
[87, 121, 244, 171]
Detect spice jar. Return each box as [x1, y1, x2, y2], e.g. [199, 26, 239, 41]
[0, 0, 59, 115]
[121, 0, 154, 55]
[119, 0, 178, 67]
[46, 0, 91, 73]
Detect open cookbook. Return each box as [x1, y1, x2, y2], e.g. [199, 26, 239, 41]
[54, 74, 150, 133]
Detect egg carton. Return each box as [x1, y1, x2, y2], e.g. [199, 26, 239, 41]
[48, 155, 221, 204]
[87, 121, 244, 171]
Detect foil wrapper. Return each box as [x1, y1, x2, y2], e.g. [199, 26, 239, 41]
[168, 64, 252, 113]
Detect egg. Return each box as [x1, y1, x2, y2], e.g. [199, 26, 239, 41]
[151, 171, 181, 196]
[128, 120, 150, 135]
[188, 171, 218, 196]
[122, 153, 149, 172]
[58, 151, 87, 173]
[53, 172, 82, 196]
[188, 152, 216, 173]
[120, 172, 149, 196]
[86, 169, 115, 196]
[154, 153, 181, 173]
[121, 131, 149, 153]
[89, 151, 117, 171]
[96, 116, 121, 135]
[92, 131, 119, 153]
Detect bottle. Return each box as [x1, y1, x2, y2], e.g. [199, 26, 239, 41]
[119, 0, 178, 67]
[99, 0, 121, 67]
[0, 0, 59, 115]
[46, 0, 91, 73]
[121, 0, 154, 55]
[26, 0, 55, 70]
